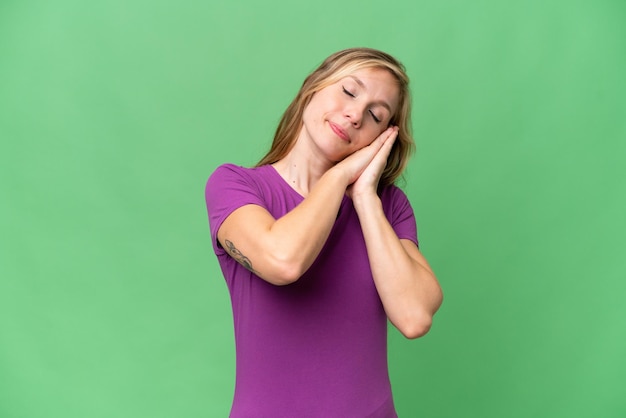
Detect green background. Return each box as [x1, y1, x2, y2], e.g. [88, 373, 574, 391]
[1, 0, 625, 417]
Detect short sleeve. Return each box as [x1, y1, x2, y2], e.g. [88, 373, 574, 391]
[205, 164, 266, 255]
[381, 185, 419, 248]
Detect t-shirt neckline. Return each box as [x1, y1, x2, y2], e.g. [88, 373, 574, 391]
[263, 164, 350, 208]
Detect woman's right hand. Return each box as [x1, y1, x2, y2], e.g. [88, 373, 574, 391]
[331, 127, 397, 186]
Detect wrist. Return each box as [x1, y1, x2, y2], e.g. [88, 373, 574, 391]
[351, 191, 382, 213]
[326, 165, 353, 189]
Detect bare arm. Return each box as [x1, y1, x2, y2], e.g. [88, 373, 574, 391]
[350, 128, 443, 338]
[354, 196, 443, 338]
[217, 128, 397, 285]
[217, 167, 347, 285]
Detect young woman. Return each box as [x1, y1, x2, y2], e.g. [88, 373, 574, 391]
[205, 48, 443, 417]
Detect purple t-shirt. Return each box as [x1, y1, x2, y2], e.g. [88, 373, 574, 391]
[205, 164, 418, 418]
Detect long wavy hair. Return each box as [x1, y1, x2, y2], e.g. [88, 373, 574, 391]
[256, 47, 414, 188]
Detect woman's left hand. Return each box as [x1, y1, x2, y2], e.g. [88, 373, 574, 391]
[346, 126, 398, 200]
[347, 124, 442, 339]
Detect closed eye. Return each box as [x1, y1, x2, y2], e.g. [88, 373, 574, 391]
[342, 86, 355, 97]
[369, 110, 381, 123]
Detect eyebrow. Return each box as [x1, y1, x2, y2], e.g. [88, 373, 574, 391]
[346, 75, 392, 112]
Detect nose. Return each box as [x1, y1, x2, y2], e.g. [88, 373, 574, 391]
[344, 105, 363, 128]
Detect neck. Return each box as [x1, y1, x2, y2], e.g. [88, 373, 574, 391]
[272, 133, 335, 197]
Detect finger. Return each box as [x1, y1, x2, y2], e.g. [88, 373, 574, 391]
[354, 127, 393, 161]
[361, 127, 395, 159]
[339, 127, 397, 182]
[366, 126, 393, 148]
[379, 126, 396, 144]
[373, 127, 398, 161]
[358, 129, 398, 182]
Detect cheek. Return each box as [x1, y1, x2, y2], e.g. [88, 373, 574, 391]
[302, 105, 319, 128]
[362, 127, 385, 146]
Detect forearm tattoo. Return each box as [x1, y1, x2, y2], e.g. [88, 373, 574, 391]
[225, 239, 256, 273]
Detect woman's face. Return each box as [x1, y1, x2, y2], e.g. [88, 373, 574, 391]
[300, 67, 400, 162]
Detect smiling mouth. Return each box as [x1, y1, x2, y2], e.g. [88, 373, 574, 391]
[329, 122, 350, 142]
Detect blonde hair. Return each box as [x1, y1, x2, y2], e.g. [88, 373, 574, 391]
[257, 47, 414, 188]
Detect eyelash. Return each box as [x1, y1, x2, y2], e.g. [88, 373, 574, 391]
[369, 110, 381, 123]
[342, 86, 381, 124]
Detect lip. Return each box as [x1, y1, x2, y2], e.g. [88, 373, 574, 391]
[329, 122, 351, 142]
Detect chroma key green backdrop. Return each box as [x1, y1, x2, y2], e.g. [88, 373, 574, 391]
[1, 1, 625, 417]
